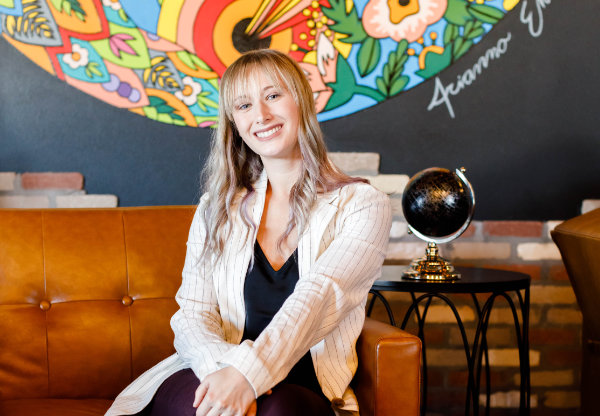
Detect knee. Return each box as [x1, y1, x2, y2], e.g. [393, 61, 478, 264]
[258, 384, 332, 416]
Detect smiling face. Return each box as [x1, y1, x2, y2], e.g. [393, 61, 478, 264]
[230, 68, 301, 164]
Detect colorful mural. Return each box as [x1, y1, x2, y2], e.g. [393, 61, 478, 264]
[0, 0, 520, 128]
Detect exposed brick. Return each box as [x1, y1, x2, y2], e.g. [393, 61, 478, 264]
[530, 285, 576, 305]
[546, 308, 582, 325]
[544, 348, 582, 367]
[530, 328, 577, 346]
[21, 172, 83, 190]
[362, 174, 409, 195]
[451, 242, 512, 260]
[483, 328, 515, 347]
[55, 194, 118, 208]
[386, 242, 426, 260]
[0, 195, 49, 208]
[543, 391, 580, 409]
[484, 221, 543, 237]
[427, 369, 445, 387]
[517, 243, 561, 261]
[581, 199, 600, 214]
[418, 305, 475, 323]
[488, 307, 541, 325]
[549, 264, 569, 282]
[420, 326, 445, 345]
[487, 348, 540, 367]
[427, 349, 468, 367]
[389, 197, 404, 218]
[427, 389, 466, 407]
[546, 221, 563, 239]
[449, 369, 509, 388]
[389, 221, 408, 238]
[328, 152, 379, 175]
[525, 370, 574, 387]
[0, 172, 16, 191]
[459, 221, 477, 238]
[480, 391, 538, 409]
[483, 264, 542, 281]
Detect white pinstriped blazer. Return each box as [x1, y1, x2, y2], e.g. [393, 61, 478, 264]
[105, 171, 392, 416]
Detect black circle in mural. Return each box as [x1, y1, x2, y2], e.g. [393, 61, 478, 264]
[232, 18, 272, 54]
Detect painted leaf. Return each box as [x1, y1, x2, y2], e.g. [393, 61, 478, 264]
[357, 37, 380, 77]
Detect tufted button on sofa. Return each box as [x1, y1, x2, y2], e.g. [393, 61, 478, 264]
[0, 207, 421, 416]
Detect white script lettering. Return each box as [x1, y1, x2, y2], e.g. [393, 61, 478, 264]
[520, 0, 551, 38]
[428, 32, 512, 119]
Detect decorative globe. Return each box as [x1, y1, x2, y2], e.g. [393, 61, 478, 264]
[402, 167, 475, 244]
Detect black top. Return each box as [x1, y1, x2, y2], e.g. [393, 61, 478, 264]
[242, 242, 322, 396]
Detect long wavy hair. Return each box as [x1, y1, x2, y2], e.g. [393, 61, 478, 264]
[200, 49, 366, 261]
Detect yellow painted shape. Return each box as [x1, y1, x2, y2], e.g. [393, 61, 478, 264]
[146, 88, 198, 127]
[419, 45, 444, 69]
[388, 0, 419, 24]
[246, 0, 275, 34]
[2, 33, 55, 75]
[166, 51, 218, 79]
[157, 0, 185, 43]
[47, 0, 102, 35]
[333, 33, 352, 58]
[504, 0, 520, 11]
[213, 0, 292, 69]
[303, 50, 317, 64]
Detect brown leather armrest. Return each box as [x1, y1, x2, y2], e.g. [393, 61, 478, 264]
[353, 318, 422, 416]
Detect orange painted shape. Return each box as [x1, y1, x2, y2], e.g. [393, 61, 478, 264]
[2, 34, 56, 75]
[166, 51, 217, 79]
[145, 88, 197, 127]
[47, 0, 103, 35]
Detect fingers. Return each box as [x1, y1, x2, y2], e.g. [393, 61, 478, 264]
[246, 400, 257, 416]
[194, 383, 208, 408]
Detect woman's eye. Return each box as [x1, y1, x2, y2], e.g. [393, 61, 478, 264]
[238, 103, 250, 110]
[267, 93, 279, 100]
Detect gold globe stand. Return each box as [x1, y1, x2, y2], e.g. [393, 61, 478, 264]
[402, 242, 460, 281]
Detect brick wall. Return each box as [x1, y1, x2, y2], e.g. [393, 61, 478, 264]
[0, 172, 118, 208]
[3, 157, 597, 415]
[331, 152, 593, 416]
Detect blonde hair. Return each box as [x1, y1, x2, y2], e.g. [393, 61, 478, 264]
[200, 49, 365, 260]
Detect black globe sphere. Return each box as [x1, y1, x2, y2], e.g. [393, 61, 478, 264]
[402, 167, 474, 242]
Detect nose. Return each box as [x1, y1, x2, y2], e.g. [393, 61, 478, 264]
[255, 101, 272, 124]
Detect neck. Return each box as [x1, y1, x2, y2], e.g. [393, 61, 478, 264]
[261, 157, 303, 199]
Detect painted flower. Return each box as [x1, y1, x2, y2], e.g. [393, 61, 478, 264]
[175, 76, 202, 106]
[102, 0, 122, 11]
[299, 33, 338, 113]
[362, 0, 448, 43]
[62, 43, 89, 69]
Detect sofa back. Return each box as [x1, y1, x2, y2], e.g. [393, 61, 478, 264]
[0, 207, 195, 400]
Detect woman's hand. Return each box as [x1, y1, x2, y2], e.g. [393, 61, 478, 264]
[193, 366, 257, 416]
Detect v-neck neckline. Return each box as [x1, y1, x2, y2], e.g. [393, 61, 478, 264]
[255, 241, 297, 273]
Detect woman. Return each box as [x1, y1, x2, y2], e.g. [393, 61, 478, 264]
[105, 49, 392, 416]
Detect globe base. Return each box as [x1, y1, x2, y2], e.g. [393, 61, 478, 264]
[402, 243, 461, 281]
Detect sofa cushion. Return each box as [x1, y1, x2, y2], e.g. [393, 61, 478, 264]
[0, 398, 112, 416]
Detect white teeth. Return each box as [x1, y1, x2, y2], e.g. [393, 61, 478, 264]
[256, 125, 281, 138]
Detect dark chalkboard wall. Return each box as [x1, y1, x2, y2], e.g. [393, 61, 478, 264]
[1, 0, 598, 220]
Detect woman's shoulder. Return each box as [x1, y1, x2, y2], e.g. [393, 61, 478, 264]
[324, 180, 391, 212]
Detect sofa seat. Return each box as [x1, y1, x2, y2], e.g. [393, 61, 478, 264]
[0, 399, 112, 416]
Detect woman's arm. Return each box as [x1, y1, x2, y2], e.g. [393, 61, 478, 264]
[170, 197, 237, 381]
[219, 184, 392, 397]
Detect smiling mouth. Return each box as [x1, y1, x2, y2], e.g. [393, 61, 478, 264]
[255, 125, 282, 139]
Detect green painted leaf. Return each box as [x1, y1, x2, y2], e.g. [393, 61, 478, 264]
[467, 4, 504, 24]
[357, 37, 380, 77]
[118, 8, 129, 22]
[415, 47, 453, 79]
[322, 0, 367, 44]
[444, 0, 471, 26]
[455, 39, 473, 59]
[148, 96, 165, 107]
[143, 106, 158, 119]
[467, 28, 485, 40]
[376, 78, 387, 95]
[324, 56, 356, 111]
[156, 104, 175, 114]
[89, 22, 150, 69]
[389, 76, 409, 96]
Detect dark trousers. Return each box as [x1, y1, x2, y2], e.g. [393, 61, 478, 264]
[136, 369, 335, 416]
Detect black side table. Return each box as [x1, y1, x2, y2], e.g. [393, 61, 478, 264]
[368, 267, 531, 416]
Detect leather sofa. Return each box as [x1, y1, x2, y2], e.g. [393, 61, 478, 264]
[551, 208, 600, 416]
[0, 207, 421, 416]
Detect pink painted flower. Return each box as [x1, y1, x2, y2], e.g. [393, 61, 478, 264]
[298, 33, 337, 113]
[362, 0, 448, 43]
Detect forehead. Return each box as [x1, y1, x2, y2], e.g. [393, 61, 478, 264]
[230, 66, 287, 100]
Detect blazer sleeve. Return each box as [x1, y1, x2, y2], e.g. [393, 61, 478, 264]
[218, 184, 392, 397]
[170, 195, 237, 381]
